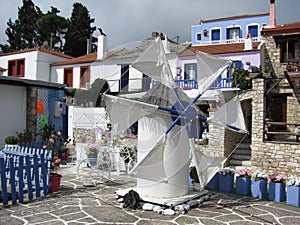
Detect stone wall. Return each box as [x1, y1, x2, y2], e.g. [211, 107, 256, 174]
[26, 87, 38, 141]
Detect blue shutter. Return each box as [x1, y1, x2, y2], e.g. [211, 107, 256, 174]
[249, 25, 258, 38]
[237, 60, 243, 68]
[212, 30, 220, 41]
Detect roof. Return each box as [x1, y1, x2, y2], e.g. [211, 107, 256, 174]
[262, 21, 300, 36]
[200, 13, 269, 24]
[180, 42, 261, 56]
[0, 67, 7, 71]
[52, 37, 191, 67]
[0, 47, 73, 59]
[0, 76, 66, 89]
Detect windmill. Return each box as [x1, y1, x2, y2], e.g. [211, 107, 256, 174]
[103, 37, 247, 205]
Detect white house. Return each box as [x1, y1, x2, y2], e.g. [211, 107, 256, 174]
[0, 47, 72, 82]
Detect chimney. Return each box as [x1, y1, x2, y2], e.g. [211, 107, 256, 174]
[86, 38, 91, 54]
[270, 0, 276, 28]
[97, 35, 107, 60]
[244, 32, 253, 50]
[161, 34, 170, 54]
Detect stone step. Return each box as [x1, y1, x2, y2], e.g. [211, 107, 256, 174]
[233, 148, 251, 155]
[229, 159, 251, 167]
[231, 154, 251, 160]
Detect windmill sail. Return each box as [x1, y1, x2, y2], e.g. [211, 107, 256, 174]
[197, 51, 232, 93]
[207, 96, 248, 133]
[103, 94, 158, 135]
[132, 37, 178, 89]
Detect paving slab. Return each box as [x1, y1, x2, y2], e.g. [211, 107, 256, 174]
[1, 164, 300, 225]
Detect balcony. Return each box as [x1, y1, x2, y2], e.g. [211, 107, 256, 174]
[198, 37, 260, 46]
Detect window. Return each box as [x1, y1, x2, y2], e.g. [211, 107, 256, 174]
[80, 66, 90, 88]
[184, 63, 197, 80]
[8, 58, 25, 77]
[227, 28, 241, 40]
[120, 65, 129, 92]
[64, 68, 73, 87]
[196, 33, 201, 41]
[211, 29, 220, 41]
[248, 25, 258, 38]
[280, 40, 296, 63]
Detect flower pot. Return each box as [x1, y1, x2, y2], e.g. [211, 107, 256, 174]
[251, 179, 267, 199]
[236, 176, 251, 195]
[205, 173, 219, 190]
[269, 181, 286, 202]
[219, 174, 234, 193]
[287, 186, 300, 207]
[49, 173, 62, 193]
[87, 154, 98, 166]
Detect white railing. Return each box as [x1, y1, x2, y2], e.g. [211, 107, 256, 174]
[198, 37, 260, 46]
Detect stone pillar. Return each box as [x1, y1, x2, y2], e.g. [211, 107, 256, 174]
[27, 87, 38, 141]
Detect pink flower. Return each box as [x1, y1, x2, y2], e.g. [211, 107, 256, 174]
[57, 131, 62, 136]
[51, 134, 55, 138]
[42, 145, 47, 149]
[49, 138, 54, 143]
[55, 159, 61, 164]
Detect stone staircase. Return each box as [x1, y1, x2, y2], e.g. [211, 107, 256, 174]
[229, 142, 251, 169]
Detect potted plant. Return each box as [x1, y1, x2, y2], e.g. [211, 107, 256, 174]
[218, 167, 235, 193]
[190, 166, 200, 191]
[268, 173, 287, 202]
[235, 168, 252, 195]
[251, 170, 268, 199]
[4, 135, 19, 146]
[286, 176, 300, 207]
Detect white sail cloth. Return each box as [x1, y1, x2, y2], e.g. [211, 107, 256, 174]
[207, 95, 248, 133]
[103, 94, 158, 135]
[197, 51, 232, 93]
[132, 37, 178, 89]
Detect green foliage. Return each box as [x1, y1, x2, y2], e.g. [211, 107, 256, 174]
[190, 166, 199, 183]
[64, 2, 96, 57]
[4, 135, 19, 144]
[5, 0, 43, 51]
[36, 8, 68, 51]
[16, 129, 34, 142]
[230, 68, 252, 90]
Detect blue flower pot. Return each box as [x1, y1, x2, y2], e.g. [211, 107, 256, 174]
[205, 173, 219, 190]
[287, 186, 300, 207]
[251, 179, 268, 199]
[219, 174, 234, 193]
[236, 176, 251, 195]
[87, 155, 97, 166]
[268, 181, 286, 202]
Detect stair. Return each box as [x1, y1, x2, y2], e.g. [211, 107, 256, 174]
[229, 142, 251, 168]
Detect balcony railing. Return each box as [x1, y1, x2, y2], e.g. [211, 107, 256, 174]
[198, 37, 260, 46]
[175, 79, 198, 89]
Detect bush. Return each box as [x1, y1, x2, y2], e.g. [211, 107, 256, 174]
[4, 135, 19, 144]
[190, 166, 199, 183]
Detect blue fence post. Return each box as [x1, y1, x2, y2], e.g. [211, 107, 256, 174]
[9, 157, 17, 204]
[18, 157, 24, 203]
[33, 155, 41, 198]
[25, 156, 33, 201]
[40, 154, 49, 196]
[0, 158, 8, 205]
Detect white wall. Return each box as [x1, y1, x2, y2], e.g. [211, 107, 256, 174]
[0, 84, 26, 148]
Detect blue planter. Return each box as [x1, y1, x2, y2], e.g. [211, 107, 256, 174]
[205, 173, 219, 190]
[87, 155, 97, 166]
[219, 174, 234, 193]
[268, 181, 286, 202]
[251, 179, 268, 199]
[236, 176, 251, 195]
[286, 186, 300, 207]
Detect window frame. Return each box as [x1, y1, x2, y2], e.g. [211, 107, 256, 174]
[63, 67, 73, 87]
[80, 66, 90, 88]
[8, 58, 25, 77]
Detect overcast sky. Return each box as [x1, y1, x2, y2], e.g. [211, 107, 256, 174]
[1, 0, 300, 50]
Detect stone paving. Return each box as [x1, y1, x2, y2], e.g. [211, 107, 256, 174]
[1, 164, 300, 225]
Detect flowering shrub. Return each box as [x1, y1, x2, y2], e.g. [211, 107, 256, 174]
[41, 125, 69, 171]
[287, 176, 300, 186]
[219, 167, 235, 176]
[236, 168, 252, 178]
[269, 173, 287, 184]
[85, 145, 99, 156]
[252, 170, 268, 181]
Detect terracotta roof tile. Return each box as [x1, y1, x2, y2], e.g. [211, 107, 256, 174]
[200, 13, 269, 24]
[0, 47, 73, 59]
[180, 42, 261, 56]
[52, 53, 97, 66]
[262, 21, 300, 35]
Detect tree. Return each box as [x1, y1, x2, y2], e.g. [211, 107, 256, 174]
[36, 7, 68, 51]
[5, 0, 43, 51]
[230, 68, 252, 90]
[64, 3, 96, 57]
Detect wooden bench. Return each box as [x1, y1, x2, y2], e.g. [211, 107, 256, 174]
[265, 121, 300, 142]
